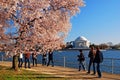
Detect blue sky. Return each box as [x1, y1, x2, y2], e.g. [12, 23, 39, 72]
[65, 0, 120, 45]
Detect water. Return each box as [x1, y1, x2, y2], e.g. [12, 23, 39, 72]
[52, 49, 120, 74]
[0, 50, 120, 74]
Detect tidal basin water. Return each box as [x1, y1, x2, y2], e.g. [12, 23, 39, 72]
[52, 49, 120, 74]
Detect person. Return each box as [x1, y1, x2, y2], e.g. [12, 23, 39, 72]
[47, 49, 54, 67]
[42, 53, 47, 66]
[77, 50, 86, 71]
[24, 49, 31, 68]
[18, 51, 23, 68]
[87, 46, 96, 74]
[32, 50, 37, 67]
[94, 46, 103, 78]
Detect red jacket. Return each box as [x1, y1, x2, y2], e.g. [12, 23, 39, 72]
[25, 52, 30, 59]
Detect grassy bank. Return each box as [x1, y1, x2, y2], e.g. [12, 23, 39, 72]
[0, 66, 67, 80]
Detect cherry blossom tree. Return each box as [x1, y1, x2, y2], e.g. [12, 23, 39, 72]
[0, 0, 84, 54]
[0, 0, 85, 70]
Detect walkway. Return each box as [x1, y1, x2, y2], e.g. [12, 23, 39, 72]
[0, 61, 120, 80]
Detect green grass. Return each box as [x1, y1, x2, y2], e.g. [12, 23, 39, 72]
[0, 66, 68, 80]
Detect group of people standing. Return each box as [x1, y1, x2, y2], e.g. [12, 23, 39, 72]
[77, 46, 103, 78]
[18, 49, 54, 68]
[42, 49, 54, 67]
[17, 47, 103, 78]
[18, 49, 37, 68]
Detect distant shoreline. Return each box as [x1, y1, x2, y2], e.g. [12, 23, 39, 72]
[61, 48, 120, 51]
[61, 48, 90, 51]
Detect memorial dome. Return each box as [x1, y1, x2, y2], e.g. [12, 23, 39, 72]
[75, 36, 88, 42]
[73, 36, 90, 48]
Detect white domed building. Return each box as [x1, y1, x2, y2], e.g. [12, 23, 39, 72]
[73, 36, 90, 49]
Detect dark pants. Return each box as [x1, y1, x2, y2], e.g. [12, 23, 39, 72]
[47, 59, 54, 67]
[88, 60, 95, 74]
[96, 63, 101, 77]
[32, 58, 37, 66]
[79, 61, 85, 71]
[25, 58, 30, 68]
[18, 58, 23, 68]
[42, 58, 46, 66]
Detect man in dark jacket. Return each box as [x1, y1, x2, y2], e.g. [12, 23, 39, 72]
[94, 46, 103, 78]
[47, 49, 54, 67]
[87, 46, 96, 74]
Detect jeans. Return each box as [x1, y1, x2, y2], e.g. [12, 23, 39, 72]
[25, 58, 30, 68]
[42, 58, 46, 66]
[79, 61, 86, 71]
[32, 58, 37, 66]
[96, 63, 102, 77]
[18, 58, 23, 68]
[47, 59, 54, 67]
[88, 60, 95, 74]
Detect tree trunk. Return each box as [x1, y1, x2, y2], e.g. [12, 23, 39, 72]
[12, 55, 18, 71]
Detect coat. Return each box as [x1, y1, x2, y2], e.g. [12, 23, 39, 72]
[94, 50, 103, 63]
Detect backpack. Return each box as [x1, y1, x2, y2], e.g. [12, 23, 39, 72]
[81, 55, 85, 61]
[78, 54, 85, 61]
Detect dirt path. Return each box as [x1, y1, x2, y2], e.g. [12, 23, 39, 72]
[0, 61, 120, 80]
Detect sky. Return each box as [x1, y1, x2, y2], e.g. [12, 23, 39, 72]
[65, 0, 120, 45]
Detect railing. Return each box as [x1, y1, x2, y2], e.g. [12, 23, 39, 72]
[0, 54, 120, 74]
[53, 56, 120, 74]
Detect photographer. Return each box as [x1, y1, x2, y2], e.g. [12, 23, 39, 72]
[77, 50, 86, 71]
